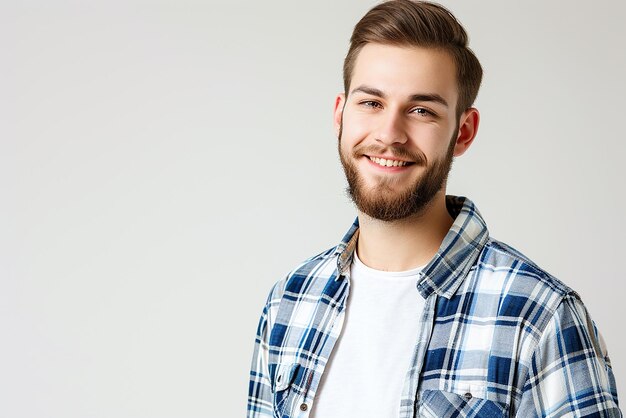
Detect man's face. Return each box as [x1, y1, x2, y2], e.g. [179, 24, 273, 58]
[335, 44, 465, 221]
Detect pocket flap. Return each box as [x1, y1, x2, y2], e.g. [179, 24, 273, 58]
[419, 389, 508, 417]
[274, 363, 300, 392]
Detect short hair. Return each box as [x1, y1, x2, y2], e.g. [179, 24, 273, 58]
[343, 0, 482, 117]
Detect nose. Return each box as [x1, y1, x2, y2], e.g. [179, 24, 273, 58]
[375, 110, 407, 145]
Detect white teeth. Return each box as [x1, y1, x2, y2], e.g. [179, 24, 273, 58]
[370, 156, 408, 167]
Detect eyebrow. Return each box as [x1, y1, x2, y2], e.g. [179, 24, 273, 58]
[350, 85, 449, 108]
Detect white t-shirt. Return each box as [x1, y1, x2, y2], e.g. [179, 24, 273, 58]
[310, 252, 426, 417]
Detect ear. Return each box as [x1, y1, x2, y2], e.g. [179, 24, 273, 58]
[453, 107, 480, 157]
[333, 93, 346, 137]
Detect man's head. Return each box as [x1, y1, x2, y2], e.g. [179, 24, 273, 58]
[335, 1, 482, 222]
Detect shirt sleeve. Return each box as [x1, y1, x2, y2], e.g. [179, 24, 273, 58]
[517, 294, 622, 417]
[247, 290, 275, 418]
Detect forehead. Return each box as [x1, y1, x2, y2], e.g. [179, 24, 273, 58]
[350, 43, 458, 106]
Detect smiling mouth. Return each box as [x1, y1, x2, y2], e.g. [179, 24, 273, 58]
[367, 156, 414, 167]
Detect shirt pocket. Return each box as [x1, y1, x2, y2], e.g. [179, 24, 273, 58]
[418, 388, 509, 418]
[271, 363, 302, 417]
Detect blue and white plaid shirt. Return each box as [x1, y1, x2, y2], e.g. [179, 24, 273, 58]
[248, 196, 621, 417]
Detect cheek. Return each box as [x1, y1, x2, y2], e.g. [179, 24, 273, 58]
[340, 113, 370, 147]
[406, 124, 453, 158]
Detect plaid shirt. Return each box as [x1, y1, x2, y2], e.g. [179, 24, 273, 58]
[248, 196, 621, 418]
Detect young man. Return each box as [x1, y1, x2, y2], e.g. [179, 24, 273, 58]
[248, 1, 621, 417]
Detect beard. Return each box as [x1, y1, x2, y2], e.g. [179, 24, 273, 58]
[339, 127, 457, 222]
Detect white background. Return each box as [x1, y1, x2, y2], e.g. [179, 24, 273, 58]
[2, 1, 625, 417]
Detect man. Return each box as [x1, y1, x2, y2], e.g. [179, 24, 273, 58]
[247, 1, 621, 417]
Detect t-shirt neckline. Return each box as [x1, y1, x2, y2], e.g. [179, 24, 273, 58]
[352, 251, 426, 279]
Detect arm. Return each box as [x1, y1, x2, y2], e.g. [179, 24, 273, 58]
[247, 294, 274, 418]
[517, 294, 621, 417]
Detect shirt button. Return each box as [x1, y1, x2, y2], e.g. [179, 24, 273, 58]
[464, 392, 472, 401]
[300, 403, 308, 411]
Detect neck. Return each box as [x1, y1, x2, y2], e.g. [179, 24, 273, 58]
[356, 192, 454, 271]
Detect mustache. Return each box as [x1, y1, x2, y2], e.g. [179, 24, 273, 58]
[352, 145, 426, 165]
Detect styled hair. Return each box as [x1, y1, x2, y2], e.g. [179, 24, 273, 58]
[343, 0, 482, 117]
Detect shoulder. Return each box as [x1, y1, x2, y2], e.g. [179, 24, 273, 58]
[480, 237, 575, 296]
[473, 237, 582, 332]
[260, 245, 348, 359]
[265, 244, 343, 305]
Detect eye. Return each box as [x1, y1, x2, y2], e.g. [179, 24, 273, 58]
[360, 100, 382, 109]
[411, 107, 434, 117]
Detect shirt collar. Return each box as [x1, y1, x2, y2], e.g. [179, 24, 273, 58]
[334, 195, 489, 299]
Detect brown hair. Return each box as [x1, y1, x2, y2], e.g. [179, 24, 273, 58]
[343, 0, 482, 117]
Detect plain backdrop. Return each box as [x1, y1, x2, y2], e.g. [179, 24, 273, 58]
[2, 1, 625, 417]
